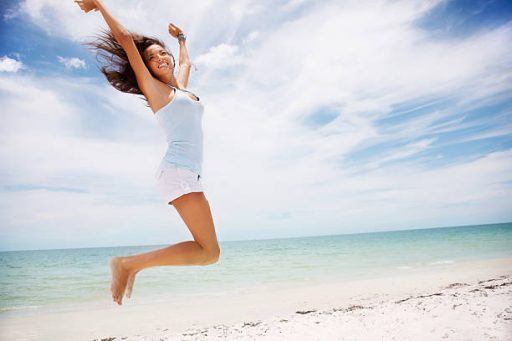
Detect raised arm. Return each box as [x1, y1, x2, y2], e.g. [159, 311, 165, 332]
[168, 23, 193, 89]
[177, 40, 192, 88]
[75, 0, 159, 107]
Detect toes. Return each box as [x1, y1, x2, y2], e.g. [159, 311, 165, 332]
[110, 284, 116, 301]
[125, 275, 134, 298]
[113, 290, 121, 304]
[125, 270, 139, 299]
[110, 279, 117, 301]
[113, 286, 123, 304]
[109, 257, 130, 305]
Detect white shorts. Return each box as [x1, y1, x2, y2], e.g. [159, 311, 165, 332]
[154, 164, 204, 205]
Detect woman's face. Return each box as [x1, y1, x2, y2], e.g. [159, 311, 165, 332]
[144, 44, 174, 78]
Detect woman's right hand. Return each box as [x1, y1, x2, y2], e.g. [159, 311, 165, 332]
[74, 0, 98, 14]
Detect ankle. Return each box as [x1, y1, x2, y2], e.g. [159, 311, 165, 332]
[119, 256, 139, 273]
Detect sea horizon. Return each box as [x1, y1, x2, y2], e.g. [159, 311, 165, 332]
[2, 220, 510, 253]
[1, 221, 511, 317]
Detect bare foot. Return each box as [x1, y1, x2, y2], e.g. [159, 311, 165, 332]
[125, 270, 140, 299]
[109, 257, 132, 305]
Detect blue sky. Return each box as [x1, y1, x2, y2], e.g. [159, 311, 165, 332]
[0, 0, 511, 251]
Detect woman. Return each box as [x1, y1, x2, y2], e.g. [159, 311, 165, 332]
[75, 0, 221, 306]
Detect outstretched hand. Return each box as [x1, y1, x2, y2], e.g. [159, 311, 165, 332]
[168, 23, 184, 39]
[74, 0, 98, 13]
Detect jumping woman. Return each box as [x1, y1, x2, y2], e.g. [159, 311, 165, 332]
[75, 0, 221, 306]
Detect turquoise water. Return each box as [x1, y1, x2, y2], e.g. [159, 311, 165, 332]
[1, 222, 511, 315]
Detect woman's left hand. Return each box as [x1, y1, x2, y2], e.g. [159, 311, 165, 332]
[168, 23, 184, 39]
[74, 0, 98, 14]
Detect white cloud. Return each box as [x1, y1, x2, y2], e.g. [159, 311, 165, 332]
[229, 0, 264, 20]
[194, 0, 512, 237]
[0, 56, 24, 72]
[193, 43, 245, 69]
[0, 74, 182, 250]
[57, 56, 87, 70]
[242, 31, 260, 45]
[2, 0, 511, 250]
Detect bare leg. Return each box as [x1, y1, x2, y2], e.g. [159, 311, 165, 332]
[110, 241, 211, 302]
[110, 192, 220, 305]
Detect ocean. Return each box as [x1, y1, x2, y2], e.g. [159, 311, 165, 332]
[1, 222, 511, 316]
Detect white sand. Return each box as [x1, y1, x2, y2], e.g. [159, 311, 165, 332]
[0, 257, 511, 340]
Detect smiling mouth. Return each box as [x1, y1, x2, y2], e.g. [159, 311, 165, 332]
[158, 63, 169, 69]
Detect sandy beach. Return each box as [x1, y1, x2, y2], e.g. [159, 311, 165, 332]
[1, 257, 511, 340]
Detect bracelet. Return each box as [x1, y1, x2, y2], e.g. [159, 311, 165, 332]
[177, 33, 186, 42]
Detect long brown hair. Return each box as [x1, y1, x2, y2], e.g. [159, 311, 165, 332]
[82, 28, 175, 106]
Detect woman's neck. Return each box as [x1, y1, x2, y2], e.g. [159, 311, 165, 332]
[160, 74, 179, 88]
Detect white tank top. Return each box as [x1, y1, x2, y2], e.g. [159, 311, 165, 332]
[155, 86, 204, 177]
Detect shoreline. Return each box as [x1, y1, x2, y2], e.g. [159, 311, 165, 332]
[0, 257, 510, 340]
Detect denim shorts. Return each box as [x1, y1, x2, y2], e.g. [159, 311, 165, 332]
[154, 164, 203, 205]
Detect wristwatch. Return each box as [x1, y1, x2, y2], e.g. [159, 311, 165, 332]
[177, 33, 187, 42]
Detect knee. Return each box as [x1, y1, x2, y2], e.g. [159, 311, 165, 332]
[202, 245, 220, 265]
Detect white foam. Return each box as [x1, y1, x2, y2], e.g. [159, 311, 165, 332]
[429, 260, 455, 265]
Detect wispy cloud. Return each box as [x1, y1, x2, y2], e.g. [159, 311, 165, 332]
[57, 56, 86, 70]
[0, 56, 24, 72]
[0, 0, 511, 250]
[194, 43, 244, 69]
